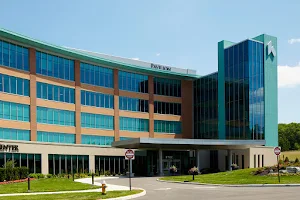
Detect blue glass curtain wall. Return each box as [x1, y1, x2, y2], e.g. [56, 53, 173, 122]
[36, 107, 75, 126]
[118, 71, 148, 93]
[81, 112, 114, 130]
[224, 40, 264, 140]
[154, 77, 181, 97]
[0, 73, 29, 96]
[0, 40, 29, 71]
[36, 51, 74, 81]
[81, 90, 114, 109]
[37, 131, 75, 144]
[0, 128, 30, 141]
[193, 73, 218, 139]
[80, 62, 113, 88]
[119, 117, 149, 132]
[154, 120, 181, 134]
[37, 82, 75, 103]
[0, 100, 30, 122]
[119, 96, 148, 112]
[81, 135, 114, 146]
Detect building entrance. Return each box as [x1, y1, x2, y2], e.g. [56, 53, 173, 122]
[162, 159, 181, 175]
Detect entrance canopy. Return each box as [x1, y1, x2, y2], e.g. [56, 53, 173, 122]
[112, 138, 265, 150]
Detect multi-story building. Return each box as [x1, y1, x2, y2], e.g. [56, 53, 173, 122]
[0, 28, 277, 176]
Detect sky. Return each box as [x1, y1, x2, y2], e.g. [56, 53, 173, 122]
[0, 0, 299, 123]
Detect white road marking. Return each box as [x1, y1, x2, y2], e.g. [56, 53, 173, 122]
[154, 188, 172, 191]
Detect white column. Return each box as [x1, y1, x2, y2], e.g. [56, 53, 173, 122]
[196, 150, 201, 169]
[159, 149, 163, 176]
[228, 149, 232, 171]
[89, 155, 95, 173]
[41, 153, 48, 175]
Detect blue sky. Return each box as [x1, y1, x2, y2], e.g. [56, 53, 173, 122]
[0, 0, 299, 123]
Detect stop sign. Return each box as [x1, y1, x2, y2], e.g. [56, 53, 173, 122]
[125, 149, 135, 160]
[274, 147, 281, 156]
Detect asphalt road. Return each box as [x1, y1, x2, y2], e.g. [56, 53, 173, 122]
[97, 177, 300, 200]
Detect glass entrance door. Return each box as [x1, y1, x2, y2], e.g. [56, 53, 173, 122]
[161, 159, 181, 175]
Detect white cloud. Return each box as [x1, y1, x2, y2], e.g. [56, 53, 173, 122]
[156, 53, 160, 56]
[278, 64, 300, 88]
[288, 38, 300, 44]
[131, 58, 139, 60]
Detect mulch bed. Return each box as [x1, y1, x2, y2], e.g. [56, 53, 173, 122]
[0, 178, 35, 185]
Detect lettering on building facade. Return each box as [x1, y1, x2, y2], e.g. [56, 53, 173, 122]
[151, 63, 171, 71]
[0, 144, 19, 152]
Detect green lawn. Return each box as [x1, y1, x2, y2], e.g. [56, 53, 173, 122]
[280, 151, 300, 161]
[0, 190, 142, 200]
[0, 178, 98, 194]
[160, 169, 300, 184]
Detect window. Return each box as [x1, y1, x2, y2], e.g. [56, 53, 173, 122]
[154, 77, 181, 97]
[0, 153, 41, 173]
[154, 101, 181, 115]
[154, 120, 181, 134]
[119, 117, 148, 132]
[37, 107, 75, 126]
[37, 131, 75, 144]
[36, 82, 75, 103]
[81, 90, 113, 109]
[81, 135, 114, 146]
[254, 154, 256, 168]
[80, 62, 113, 88]
[81, 112, 114, 130]
[0, 100, 30, 122]
[258, 155, 260, 168]
[118, 71, 148, 93]
[262, 155, 264, 167]
[0, 40, 29, 71]
[36, 51, 74, 81]
[119, 96, 148, 112]
[0, 128, 30, 141]
[0, 73, 29, 96]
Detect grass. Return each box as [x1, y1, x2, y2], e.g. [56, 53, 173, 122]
[0, 190, 142, 200]
[0, 178, 98, 194]
[160, 168, 300, 184]
[281, 151, 300, 161]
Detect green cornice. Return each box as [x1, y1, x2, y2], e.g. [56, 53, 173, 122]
[0, 28, 200, 80]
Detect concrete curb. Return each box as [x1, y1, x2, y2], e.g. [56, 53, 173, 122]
[103, 188, 146, 200]
[157, 179, 300, 187]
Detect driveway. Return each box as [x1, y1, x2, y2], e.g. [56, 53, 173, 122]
[97, 177, 300, 200]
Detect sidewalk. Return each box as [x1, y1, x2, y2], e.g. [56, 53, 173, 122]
[75, 177, 130, 191]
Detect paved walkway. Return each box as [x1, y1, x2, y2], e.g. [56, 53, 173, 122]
[75, 177, 130, 191]
[98, 176, 300, 200]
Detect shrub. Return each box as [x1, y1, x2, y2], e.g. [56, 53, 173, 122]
[188, 166, 199, 175]
[46, 174, 53, 178]
[284, 157, 290, 163]
[104, 171, 111, 176]
[295, 158, 299, 163]
[4, 160, 15, 181]
[0, 168, 6, 182]
[19, 167, 29, 179]
[279, 159, 284, 165]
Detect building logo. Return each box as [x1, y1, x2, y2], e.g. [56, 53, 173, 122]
[0, 144, 19, 152]
[267, 41, 276, 57]
[151, 63, 171, 71]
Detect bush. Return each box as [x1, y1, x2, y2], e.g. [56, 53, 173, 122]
[188, 166, 199, 175]
[0, 168, 6, 182]
[279, 159, 284, 165]
[19, 167, 29, 179]
[295, 158, 299, 163]
[104, 171, 111, 176]
[46, 174, 53, 178]
[284, 157, 290, 163]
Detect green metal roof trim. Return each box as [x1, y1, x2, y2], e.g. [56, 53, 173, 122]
[0, 28, 200, 80]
